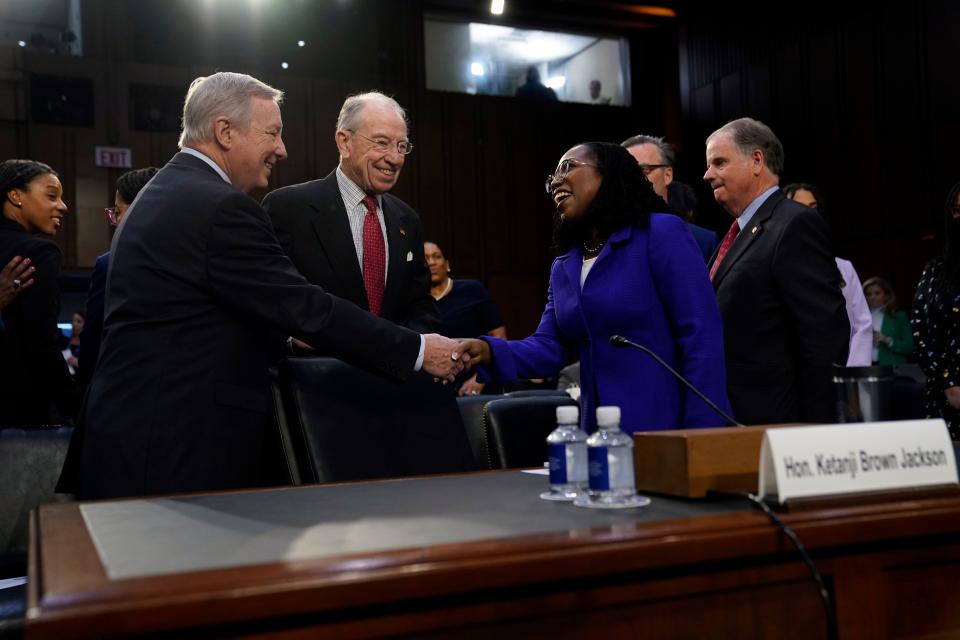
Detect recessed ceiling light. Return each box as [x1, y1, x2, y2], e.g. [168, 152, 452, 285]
[17, 40, 26, 47]
[281, 62, 289, 69]
[490, 0, 504, 16]
[297, 40, 305, 47]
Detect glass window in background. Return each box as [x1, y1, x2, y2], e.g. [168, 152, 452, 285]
[424, 18, 631, 107]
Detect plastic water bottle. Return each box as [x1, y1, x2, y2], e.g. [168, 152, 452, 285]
[576, 406, 648, 509]
[541, 405, 588, 501]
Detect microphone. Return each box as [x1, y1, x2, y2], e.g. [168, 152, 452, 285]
[609, 334, 744, 427]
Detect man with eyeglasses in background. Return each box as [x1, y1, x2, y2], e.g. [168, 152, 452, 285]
[77, 166, 158, 395]
[264, 92, 439, 335]
[621, 134, 719, 263]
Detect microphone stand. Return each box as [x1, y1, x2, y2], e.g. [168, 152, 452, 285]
[609, 334, 744, 427]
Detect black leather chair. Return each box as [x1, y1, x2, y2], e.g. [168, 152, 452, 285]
[0, 426, 73, 636]
[483, 396, 576, 468]
[505, 389, 569, 398]
[273, 357, 476, 484]
[456, 394, 498, 470]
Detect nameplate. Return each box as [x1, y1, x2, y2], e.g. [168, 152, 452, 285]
[758, 420, 958, 504]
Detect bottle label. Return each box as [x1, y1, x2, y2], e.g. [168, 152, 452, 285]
[549, 442, 588, 485]
[548, 443, 568, 484]
[588, 447, 635, 491]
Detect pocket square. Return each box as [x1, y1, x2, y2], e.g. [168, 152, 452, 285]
[406, 251, 413, 262]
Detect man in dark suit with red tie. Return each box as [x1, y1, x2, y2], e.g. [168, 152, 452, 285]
[60, 74, 464, 499]
[704, 118, 848, 425]
[263, 92, 439, 333]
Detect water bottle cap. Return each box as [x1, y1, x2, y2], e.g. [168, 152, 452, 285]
[596, 406, 621, 427]
[556, 406, 579, 424]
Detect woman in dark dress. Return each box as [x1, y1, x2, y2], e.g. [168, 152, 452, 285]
[912, 181, 960, 438]
[424, 240, 506, 396]
[0, 159, 78, 425]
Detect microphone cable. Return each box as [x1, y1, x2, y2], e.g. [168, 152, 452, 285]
[608, 335, 744, 427]
[710, 491, 839, 640]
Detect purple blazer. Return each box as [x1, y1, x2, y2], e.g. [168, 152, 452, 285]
[481, 214, 732, 434]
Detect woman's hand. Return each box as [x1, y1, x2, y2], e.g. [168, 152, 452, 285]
[458, 374, 485, 396]
[457, 338, 491, 369]
[873, 330, 890, 345]
[944, 386, 960, 410]
[0, 256, 35, 308]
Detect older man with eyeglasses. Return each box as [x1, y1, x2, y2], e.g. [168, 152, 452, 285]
[264, 91, 439, 336]
[621, 133, 719, 263]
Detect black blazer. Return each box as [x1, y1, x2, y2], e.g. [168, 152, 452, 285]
[64, 153, 421, 499]
[709, 190, 849, 425]
[262, 171, 440, 334]
[0, 216, 78, 425]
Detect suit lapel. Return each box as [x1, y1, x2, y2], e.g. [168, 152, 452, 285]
[309, 176, 368, 307]
[712, 190, 783, 289]
[381, 196, 406, 317]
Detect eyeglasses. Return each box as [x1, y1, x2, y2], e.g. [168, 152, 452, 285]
[348, 130, 413, 155]
[104, 206, 120, 226]
[544, 158, 598, 193]
[637, 163, 670, 176]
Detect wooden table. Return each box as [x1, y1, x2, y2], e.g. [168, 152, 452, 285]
[27, 471, 960, 639]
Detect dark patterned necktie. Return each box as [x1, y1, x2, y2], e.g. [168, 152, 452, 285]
[362, 195, 385, 315]
[709, 219, 741, 281]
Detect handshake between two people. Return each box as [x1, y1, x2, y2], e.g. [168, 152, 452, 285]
[421, 335, 493, 384]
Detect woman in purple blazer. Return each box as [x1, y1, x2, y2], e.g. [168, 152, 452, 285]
[461, 142, 731, 434]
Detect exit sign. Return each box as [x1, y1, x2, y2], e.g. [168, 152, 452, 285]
[95, 146, 132, 168]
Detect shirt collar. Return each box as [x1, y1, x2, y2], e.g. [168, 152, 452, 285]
[737, 185, 780, 231]
[336, 166, 382, 209]
[180, 147, 231, 185]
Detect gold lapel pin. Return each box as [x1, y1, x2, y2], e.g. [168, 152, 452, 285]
[751, 226, 759, 234]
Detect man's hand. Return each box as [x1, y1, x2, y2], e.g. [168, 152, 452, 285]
[0, 256, 34, 309]
[422, 334, 466, 383]
[945, 386, 960, 410]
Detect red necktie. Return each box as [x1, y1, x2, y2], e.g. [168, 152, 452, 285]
[362, 196, 385, 315]
[709, 219, 741, 281]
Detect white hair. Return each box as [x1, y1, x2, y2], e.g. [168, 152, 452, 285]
[178, 72, 284, 148]
[335, 91, 407, 134]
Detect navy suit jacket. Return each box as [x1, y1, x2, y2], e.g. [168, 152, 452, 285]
[481, 214, 731, 434]
[709, 190, 849, 424]
[62, 152, 422, 499]
[77, 251, 109, 394]
[688, 223, 719, 264]
[262, 172, 439, 333]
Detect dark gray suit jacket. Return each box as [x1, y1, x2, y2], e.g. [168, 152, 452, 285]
[709, 189, 848, 425]
[262, 172, 440, 334]
[62, 153, 420, 499]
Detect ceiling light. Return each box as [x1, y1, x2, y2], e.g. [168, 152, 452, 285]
[490, 0, 504, 15]
[470, 62, 485, 77]
[281, 62, 289, 69]
[17, 40, 26, 47]
[297, 40, 305, 47]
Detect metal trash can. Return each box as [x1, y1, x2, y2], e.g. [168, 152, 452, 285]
[833, 365, 895, 423]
